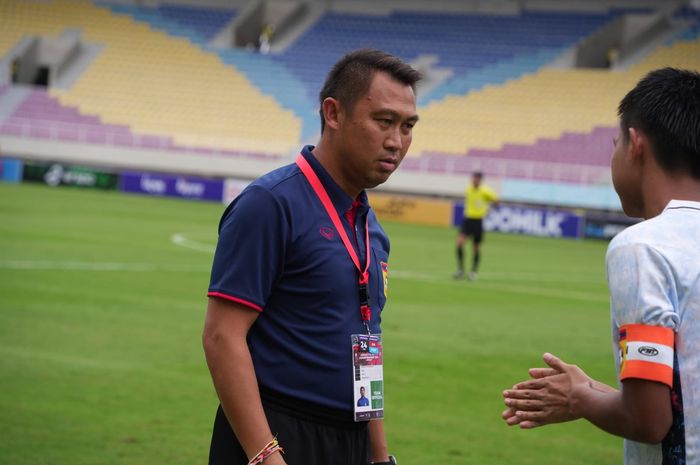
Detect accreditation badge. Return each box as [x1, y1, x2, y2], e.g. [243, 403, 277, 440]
[352, 334, 384, 421]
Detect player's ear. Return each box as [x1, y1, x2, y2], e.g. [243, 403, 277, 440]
[321, 97, 343, 130]
[627, 128, 647, 163]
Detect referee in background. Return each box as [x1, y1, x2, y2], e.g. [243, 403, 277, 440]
[454, 171, 498, 280]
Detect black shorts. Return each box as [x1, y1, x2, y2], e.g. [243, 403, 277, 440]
[459, 218, 484, 243]
[209, 388, 370, 465]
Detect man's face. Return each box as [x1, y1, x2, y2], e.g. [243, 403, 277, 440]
[335, 71, 418, 192]
[360, 387, 365, 396]
[611, 127, 643, 217]
[472, 174, 482, 188]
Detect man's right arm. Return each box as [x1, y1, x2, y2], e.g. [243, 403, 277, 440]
[202, 297, 286, 465]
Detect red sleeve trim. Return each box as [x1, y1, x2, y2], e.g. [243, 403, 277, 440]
[207, 292, 263, 312]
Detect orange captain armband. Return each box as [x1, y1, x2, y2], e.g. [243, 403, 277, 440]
[618, 324, 675, 388]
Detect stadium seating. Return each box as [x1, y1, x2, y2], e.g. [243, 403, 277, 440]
[157, 4, 236, 40]
[675, 5, 700, 40]
[410, 68, 637, 154]
[408, 26, 700, 182]
[98, 2, 647, 175]
[104, 2, 236, 45]
[277, 9, 634, 106]
[0, 86, 175, 149]
[0, 0, 301, 155]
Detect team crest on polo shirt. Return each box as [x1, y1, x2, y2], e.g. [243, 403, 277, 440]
[319, 226, 335, 240]
[381, 261, 388, 297]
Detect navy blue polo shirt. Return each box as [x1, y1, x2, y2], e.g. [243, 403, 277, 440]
[208, 145, 390, 411]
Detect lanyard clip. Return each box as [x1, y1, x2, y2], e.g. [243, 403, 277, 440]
[360, 304, 371, 322]
[361, 305, 371, 335]
[359, 271, 370, 307]
[358, 282, 370, 308]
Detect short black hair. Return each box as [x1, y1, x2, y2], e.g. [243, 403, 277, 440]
[318, 48, 422, 132]
[618, 67, 700, 179]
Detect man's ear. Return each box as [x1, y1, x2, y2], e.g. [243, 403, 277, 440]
[628, 127, 649, 163]
[321, 97, 343, 130]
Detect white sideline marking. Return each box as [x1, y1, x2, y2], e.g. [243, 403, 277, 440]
[171, 233, 215, 253]
[0, 260, 208, 272]
[0, 232, 216, 271]
[3, 232, 605, 303]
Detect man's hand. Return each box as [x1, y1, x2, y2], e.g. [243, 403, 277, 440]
[502, 352, 672, 442]
[502, 353, 592, 428]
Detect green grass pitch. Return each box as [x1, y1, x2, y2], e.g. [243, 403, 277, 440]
[1, 182, 621, 464]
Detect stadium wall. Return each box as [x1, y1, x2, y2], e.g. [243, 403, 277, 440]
[2, 155, 633, 240]
[0, 133, 622, 211]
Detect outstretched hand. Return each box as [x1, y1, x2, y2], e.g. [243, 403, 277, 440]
[502, 353, 592, 429]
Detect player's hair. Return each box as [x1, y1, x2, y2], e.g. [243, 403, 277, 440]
[618, 67, 700, 179]
[318, 48, 422, 132]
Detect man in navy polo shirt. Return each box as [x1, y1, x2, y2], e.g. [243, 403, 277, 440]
[203, 49, 420, 465]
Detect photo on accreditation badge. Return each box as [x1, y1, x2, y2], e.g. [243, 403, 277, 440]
[356, 385, 371, 409]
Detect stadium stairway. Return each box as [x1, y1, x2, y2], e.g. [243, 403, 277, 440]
[214, 50, 319, 143]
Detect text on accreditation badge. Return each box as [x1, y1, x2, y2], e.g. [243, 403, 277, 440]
[352, 334, 384, 422]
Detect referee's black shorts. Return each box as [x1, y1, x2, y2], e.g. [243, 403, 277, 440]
[209, 388, 371, 465]
[459, 217, 484, 243]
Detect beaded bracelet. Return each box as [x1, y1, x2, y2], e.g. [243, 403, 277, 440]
[247, 437, 284, 465]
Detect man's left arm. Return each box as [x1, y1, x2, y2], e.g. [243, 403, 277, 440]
[369, 420, 390, 463]
[502, 352, 672, 443]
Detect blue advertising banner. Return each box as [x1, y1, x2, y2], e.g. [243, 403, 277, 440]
[1, 158, 23, 183]
[120, 171, 223, 202]
[583, 211, 639, 240]
[485, 205, 583, 238]
[453, 203, 584, 239]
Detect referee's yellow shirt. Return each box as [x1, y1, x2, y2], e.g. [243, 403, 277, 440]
[464, 185, 498, 219]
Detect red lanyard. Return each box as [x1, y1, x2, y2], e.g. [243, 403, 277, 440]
[295, 154, 372, 332]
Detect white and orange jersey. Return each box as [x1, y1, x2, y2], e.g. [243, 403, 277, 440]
[607, 200, 700, 465]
